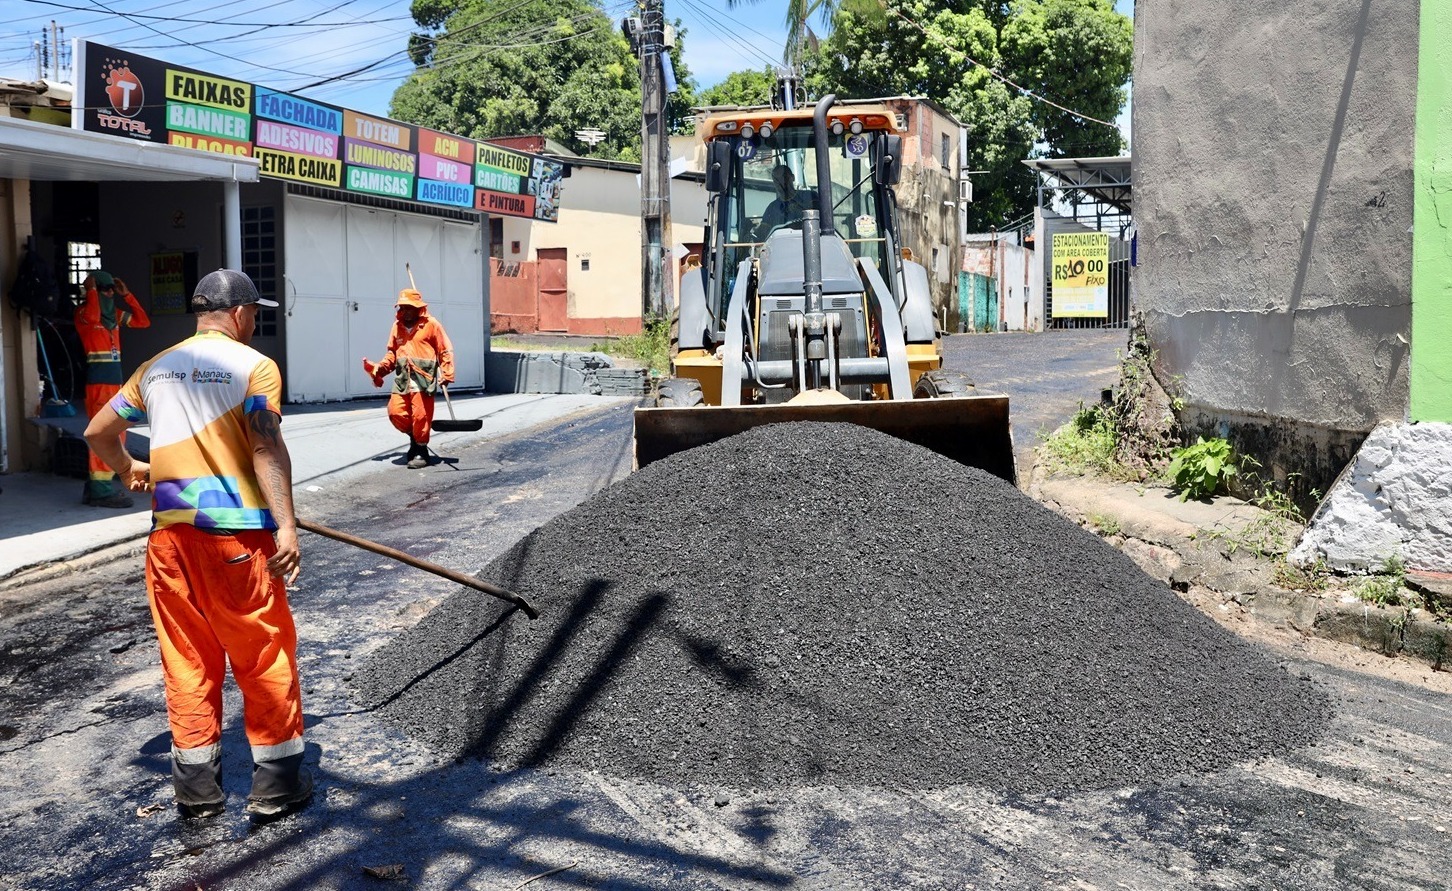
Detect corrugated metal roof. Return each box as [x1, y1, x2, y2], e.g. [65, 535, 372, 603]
[1022, 155, 1132, 213]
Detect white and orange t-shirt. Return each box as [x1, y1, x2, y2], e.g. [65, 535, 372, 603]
[110, 330, 283, 531]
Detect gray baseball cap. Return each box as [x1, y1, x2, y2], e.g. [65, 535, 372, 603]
[190, 269, 278, 310]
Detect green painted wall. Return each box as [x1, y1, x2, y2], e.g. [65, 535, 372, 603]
[1413, 0, 1452, 422]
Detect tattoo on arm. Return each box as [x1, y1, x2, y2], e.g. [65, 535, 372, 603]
[248, 409, 296, 528]
[248, 409, 282, 448]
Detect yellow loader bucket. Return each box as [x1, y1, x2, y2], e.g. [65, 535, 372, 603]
[633, 395, 1016, 484]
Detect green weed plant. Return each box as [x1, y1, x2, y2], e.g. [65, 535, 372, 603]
[1167, 436, 1237, 502]
[1357, 555, 1407, 607]
[1041, 404, 1121, 476]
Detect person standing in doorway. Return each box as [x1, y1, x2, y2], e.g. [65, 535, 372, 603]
[362, 288, 455, 469]
[84, 269, 312, 823]
[76, 270, 150, 507]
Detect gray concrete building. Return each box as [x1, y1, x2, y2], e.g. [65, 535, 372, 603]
[1132, 0, 1421, 499]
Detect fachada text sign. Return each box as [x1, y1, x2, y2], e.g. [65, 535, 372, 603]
[77, 41, 564, 222]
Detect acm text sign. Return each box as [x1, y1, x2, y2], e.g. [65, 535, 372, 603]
[77, 41, 564, 222]
[1050, 232, 1110, 318]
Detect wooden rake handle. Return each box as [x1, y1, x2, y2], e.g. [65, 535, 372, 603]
[298, 518, 539, 620]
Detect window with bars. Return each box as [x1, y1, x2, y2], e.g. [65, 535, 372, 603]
[67, 241, 101, 297]
[242, 205, 278, 337]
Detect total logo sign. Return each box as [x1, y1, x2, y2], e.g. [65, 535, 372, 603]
[96, 55, 151, 136]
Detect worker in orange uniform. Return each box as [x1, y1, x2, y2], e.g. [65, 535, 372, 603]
[84, 269, 311, 823]
[361, 288, 455, 469]
[76, 269, 150, 507]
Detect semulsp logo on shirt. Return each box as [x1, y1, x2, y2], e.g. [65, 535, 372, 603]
[145, 370, 188, 385]
[191, 368, 235, 384]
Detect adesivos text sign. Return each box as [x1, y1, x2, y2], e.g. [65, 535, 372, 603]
[76, 41, 565, 222]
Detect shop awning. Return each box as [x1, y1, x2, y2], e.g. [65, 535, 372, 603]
[0, 115, 259, 183]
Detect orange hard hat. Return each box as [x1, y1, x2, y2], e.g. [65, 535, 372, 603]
[396, 288, 426, 308]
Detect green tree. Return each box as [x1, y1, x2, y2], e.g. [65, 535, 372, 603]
[697, 67, 779, 108]
[806, 0, 1130, 228]
[391, 0, 696, 159]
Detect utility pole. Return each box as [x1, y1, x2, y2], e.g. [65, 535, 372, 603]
[49, 21, 60, 80]
[632, 0, 673, 321]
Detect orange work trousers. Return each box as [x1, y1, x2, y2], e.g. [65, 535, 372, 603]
[145, 525, 304, 760]
[85, 381, 123, 495]
[387, 391, 436, 444]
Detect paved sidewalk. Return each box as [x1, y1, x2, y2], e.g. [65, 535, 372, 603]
[0, 391, 626, 580]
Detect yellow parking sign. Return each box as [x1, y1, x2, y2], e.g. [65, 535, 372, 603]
[1051, 232, 1110, 318]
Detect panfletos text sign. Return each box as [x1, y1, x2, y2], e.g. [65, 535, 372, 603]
[1050, 232, 1110, 318]
[77, 41, 565, 222]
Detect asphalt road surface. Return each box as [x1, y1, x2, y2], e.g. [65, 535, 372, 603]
[940, 328, 1127, 470]
[2, 332, 1449, 890]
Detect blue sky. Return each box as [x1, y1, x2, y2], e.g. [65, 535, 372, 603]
[0, 0, 1131, 128]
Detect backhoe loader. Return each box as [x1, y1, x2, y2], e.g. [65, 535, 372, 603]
[633, 94, 1015, 483]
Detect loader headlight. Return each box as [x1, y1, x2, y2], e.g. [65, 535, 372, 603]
[741, 123, 755, 139]
[760, 122, 773, 139]
[849, 118, 863, 135]
[830, 120, 844, 136]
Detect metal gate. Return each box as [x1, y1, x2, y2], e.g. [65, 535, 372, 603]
[958, 271, 999, 332]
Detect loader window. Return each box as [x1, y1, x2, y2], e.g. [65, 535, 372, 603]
[712, 127, 894, 300]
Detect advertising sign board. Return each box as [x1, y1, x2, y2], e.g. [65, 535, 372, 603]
[77, 42, 564, 222]
[1050, 232, 1110, 318]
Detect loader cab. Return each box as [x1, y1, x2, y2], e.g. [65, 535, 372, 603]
[703, 113, 902, 326]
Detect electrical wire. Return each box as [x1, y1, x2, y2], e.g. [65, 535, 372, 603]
[677, 0, 779, 70]
[21, 0, 409, 26]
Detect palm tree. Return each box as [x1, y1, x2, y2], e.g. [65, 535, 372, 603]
[726, 0, 835, 66]
[727, 0, 889, 68]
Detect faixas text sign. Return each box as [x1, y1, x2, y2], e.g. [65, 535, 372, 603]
[77, 41, 564, 222]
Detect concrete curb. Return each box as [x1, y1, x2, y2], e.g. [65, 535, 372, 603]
[1029, 465, 1452, 672]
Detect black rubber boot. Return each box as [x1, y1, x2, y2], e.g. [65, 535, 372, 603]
[407, 440, 428, 469]
[245, 753, 313, 821]
[173, 749, 225, 819]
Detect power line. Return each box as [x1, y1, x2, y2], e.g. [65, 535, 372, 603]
[20, 0, 408, 26]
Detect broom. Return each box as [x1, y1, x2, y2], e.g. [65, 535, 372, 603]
[406, 262, 481, 433]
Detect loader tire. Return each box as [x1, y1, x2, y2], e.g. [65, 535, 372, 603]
[656, 377, 704, 408]
[914, 369, 976, 399]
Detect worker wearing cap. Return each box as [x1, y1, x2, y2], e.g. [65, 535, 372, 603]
[84, 269, 312, 823]
[76, 269, 150, 507]
[362, 289, 455, 469]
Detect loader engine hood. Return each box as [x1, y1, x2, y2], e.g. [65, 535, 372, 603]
[758, 230, 864, 296]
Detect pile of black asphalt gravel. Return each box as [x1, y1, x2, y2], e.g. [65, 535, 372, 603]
[352, 421, 1333, 794]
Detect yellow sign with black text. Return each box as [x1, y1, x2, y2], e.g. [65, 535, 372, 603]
[1051, 232, 1110, 318]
